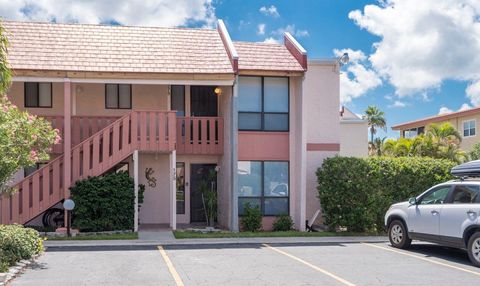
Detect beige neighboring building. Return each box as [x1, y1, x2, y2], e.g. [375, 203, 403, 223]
[339, 106, 368, 157]
[392, 107, 480, 151]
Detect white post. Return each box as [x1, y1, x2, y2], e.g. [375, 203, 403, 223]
[170, 150, 177, 230]
[133, 150, 139, 232]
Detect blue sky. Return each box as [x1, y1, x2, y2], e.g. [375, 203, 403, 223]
[1, 0, 479, 139]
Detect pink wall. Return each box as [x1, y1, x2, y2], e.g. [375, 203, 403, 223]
[238, 132, 289, 161]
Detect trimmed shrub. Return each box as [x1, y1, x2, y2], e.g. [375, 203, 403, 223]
[0, 224, 43, 272]
[317, 156, 455, 232]
[241, 203, 262, 232]
[70, 172, 143, 232]
[273, 215, 294, 231]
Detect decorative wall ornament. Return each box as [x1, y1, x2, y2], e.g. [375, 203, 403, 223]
[145, 167, 157, 188]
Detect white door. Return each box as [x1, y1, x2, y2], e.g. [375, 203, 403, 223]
[408, 185, 451, 236]
[440, 184, 480, 240]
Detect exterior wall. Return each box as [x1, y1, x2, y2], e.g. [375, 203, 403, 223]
[303, 62, 340, 224]
[7, 82, 65, 116]
[340, 121, 368, 157]
[238, 132, 289, 160]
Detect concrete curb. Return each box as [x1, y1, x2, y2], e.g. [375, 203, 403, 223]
[0, 256, 40, 286]
[44, 236, 389, 248]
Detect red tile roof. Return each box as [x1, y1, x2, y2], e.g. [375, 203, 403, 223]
[3, 21, 233, 74]
[233, 41, 305, 72]
[392, 106, 480, 130]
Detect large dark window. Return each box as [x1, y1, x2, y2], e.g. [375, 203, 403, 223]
[176, 162, 186, 214]
[238, 76, 289, 131]
[238, 161, 289, 215]
[105, 84, 131, 109]
[25, 82, 52, 108]
[171, 85, 185, 116]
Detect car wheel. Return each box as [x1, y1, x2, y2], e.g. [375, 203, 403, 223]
[388, 220, 411, 249]
[467, 232, 480, 267]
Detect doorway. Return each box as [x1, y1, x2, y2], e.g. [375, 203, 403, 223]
[190, 86, 218, 117]
[190, 164, 217, 223]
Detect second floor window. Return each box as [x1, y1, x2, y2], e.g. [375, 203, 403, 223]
[105, 84, 132, 109]
[25, 82, 52, 108]
[463, 120, 476, 137]
[238, 76, 289, 131]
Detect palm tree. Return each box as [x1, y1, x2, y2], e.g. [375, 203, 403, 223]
[427, 122, 462, 145]
[369, 137, 386, 156]
[364, 106, 387, 145]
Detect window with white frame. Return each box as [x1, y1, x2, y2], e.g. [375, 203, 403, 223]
[24, 82, 52, 108]
[463, 120, 476, 137]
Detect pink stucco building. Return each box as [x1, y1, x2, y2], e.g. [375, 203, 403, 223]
[0, 20, 344, 231]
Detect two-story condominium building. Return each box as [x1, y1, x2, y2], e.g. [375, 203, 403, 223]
[0, 20, 342, 231]
[392, 107, 480, 152]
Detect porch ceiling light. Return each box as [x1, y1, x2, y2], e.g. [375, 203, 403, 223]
[214, 87, 222, 95]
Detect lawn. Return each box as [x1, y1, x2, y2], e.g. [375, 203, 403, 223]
[173, 230, 381, 239]
[45, 232, 138, 240]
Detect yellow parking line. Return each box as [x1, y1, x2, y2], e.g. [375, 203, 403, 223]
[361, 242, 480, 277]
[157, 246, 185, 286]
[262, 243, 356, 286]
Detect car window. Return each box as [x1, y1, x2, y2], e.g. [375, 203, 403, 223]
[450, 185, 480, 204]
[419, 186, 451, 205]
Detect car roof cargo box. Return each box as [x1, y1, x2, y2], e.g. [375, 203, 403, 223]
[451, 160, 480, 177]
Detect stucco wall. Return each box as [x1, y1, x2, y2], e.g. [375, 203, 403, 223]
[340, 121, 369, 157]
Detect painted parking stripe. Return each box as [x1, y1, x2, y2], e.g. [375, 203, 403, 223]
[262, 243, 356, 286]
[157, 246, 185, 286]
[361, 242, 480, 277]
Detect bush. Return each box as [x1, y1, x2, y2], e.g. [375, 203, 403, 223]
[469, 142, 480, 161]
[273, 215, 294, 231]
[0, 224, 43, 272]
[241, 203, 262, 232]
[70, 172, 143, 232]
[317, 156, 455, 232]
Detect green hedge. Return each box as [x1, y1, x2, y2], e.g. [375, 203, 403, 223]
[0, 224, 43, 272]
[70, 172, 141, 232]
[317, 156, 455, 232]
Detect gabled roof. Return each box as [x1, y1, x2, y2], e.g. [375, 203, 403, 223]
[2, 21, 233, 74]
[392, 106, 480, 130]
[234, 41, 305, 72]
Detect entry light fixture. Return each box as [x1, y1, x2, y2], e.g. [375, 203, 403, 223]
[338, 52, 349, 66]
[214, 87, 222, 95]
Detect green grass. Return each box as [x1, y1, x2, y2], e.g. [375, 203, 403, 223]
[45, 232, 138, 241]
[173, 230, 382, 239]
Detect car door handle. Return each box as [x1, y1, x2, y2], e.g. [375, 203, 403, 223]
[467, 210, 477, 215]
[431, 210, 439, 215]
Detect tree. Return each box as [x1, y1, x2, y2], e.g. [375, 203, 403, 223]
[0, 21, 59, 193]
[469, 142, 480, 161]
[364, 106, 387, 145]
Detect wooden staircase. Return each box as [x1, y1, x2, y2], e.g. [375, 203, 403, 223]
[0, 111, 176, 225]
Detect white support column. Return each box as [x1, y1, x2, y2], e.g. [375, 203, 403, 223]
[133, 150, 139, 232]
[169, 150, 177, 230]
[231, 76, 239, 232]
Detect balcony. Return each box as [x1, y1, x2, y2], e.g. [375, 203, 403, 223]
[44, 114, 223, 156]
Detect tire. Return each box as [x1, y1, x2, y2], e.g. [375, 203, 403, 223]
[388, 220, 412, 249]
[467, 232, 480, 267]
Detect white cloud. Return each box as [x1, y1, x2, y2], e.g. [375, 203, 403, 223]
[259, 5, 279, 17]
[333, 49, 382, 104]
[459, 103, 472, 111]
[389, 101, 407, 108]
[439, 107, 453, 115]
[263, 37, 279, 44]
[0, 0, 217, 27]
[257, 23, 265, 35]
[349, 0, 480, 104]
[273, 24, 309, 38]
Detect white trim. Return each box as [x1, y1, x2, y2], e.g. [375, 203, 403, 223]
[217, 19, 239, 60]
[169, 150, 177, 230]
[13, 77, 234, 86]
[462, 119, 477, 138]
[285, 32, 307, 55]
[340, 119, 368, 124]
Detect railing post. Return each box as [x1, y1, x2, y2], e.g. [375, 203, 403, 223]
[63, 79, 72, 197]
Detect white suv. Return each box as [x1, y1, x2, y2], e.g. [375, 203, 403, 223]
[385, 180, 480, 267]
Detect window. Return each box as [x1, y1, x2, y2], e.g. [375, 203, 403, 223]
[105, 84, 131, 109]
[24, 82, 52, 108]
[238, 161, 289, 215]
[238, 76, 289, 131]
[463, 120, 476, 137]
[403, 126, 425, 138]
[176, 162, 185, 214]
[419, 186, 451, 205]
[450, 185, 480, 204]
[171, 85, 185, 116]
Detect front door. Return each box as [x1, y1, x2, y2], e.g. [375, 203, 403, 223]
[190, 164, 217, 223]
[190, 86, 218, 117]
[408, 185, 451, 238]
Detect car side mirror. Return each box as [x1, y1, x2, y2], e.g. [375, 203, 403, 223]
[408, 197, 417, 205]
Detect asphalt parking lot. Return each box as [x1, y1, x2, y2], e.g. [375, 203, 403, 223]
[12, 241, 480, 286]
